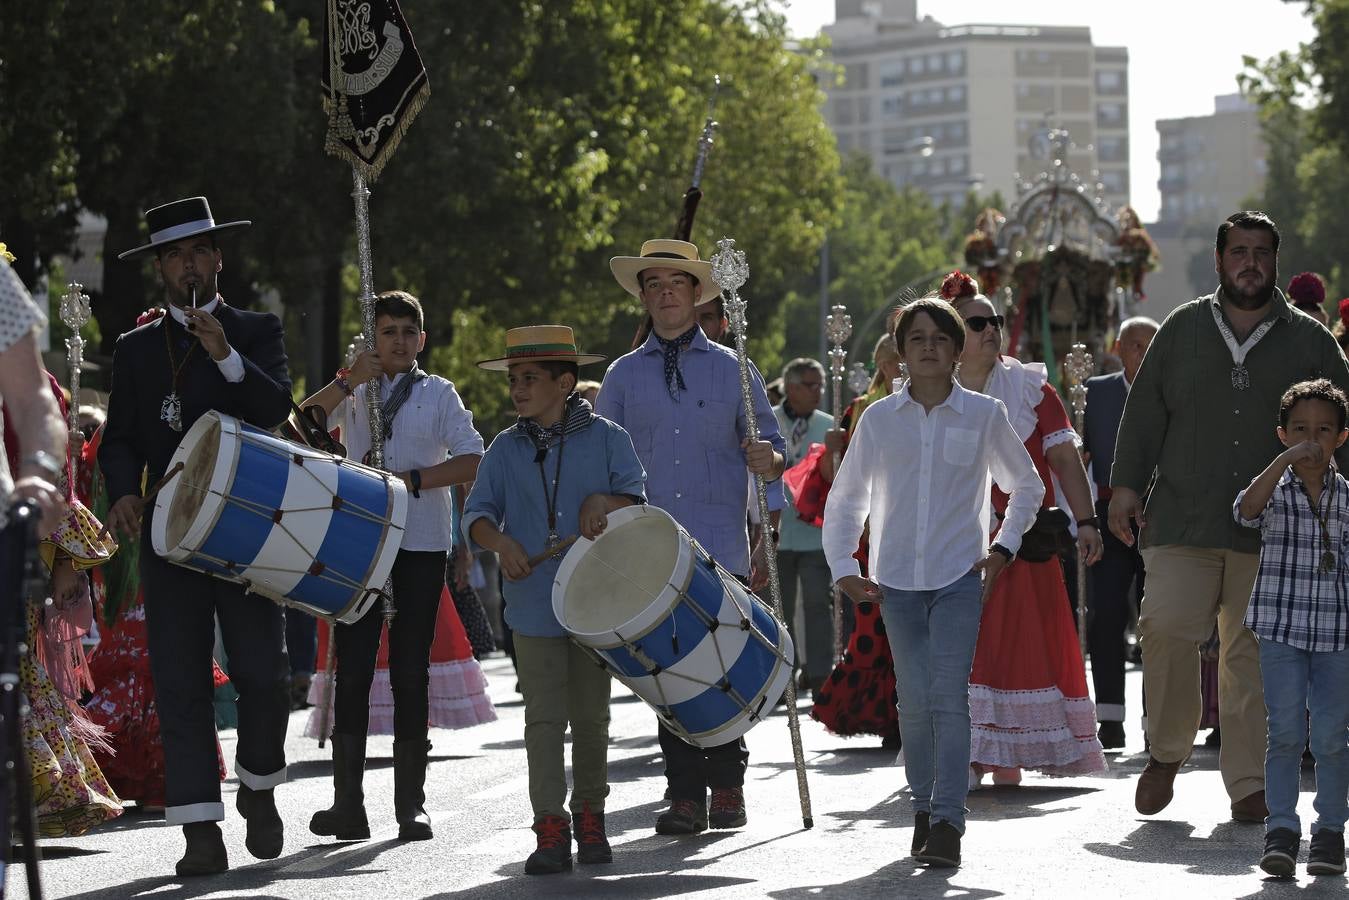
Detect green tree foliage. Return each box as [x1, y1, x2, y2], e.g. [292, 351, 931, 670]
[1, 2, 885, 438]
[1242, 2, 1349, 292]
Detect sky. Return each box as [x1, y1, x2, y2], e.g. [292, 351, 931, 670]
[777, 0, 1316, 222]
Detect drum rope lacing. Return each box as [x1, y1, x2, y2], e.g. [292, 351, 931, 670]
[574, 548, 792, 744]
[173, 435, 404, 594]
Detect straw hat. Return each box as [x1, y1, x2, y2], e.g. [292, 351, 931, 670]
[609, 239, 719, 305]
[477, 325, 606, 371]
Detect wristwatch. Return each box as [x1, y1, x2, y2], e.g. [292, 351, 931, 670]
[989, 542, 1014, 561]
[409, 469, 422, 499]
[1076, 516, 1100, 530]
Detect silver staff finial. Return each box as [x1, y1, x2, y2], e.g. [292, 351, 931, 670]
[60, 282, 91, 332]
[1065, 341, 1093, 427]
[711, 237, 749, 295]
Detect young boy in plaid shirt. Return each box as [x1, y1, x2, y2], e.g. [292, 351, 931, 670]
[1235, 378, 1349, 877]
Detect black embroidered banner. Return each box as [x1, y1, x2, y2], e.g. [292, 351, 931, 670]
[322, 0, 429, 182]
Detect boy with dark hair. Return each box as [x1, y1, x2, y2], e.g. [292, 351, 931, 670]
[1236, 378, 1349, 877]
[824, 295, 1043, 868]
[465, 325, 646, 875]
[301, 289, 483, 842]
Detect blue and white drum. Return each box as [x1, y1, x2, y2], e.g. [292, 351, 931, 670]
[151, 410, 407, 624]
[553, 505, 793, 748]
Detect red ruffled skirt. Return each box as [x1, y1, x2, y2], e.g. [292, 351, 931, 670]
[969, 557, 1106, 776]
[84, 574, 228, 807]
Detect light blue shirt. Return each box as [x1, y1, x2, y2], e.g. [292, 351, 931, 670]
[596, 328, 786, 577]
[462, 416, 646, 638]
[774, 404, 832, 552]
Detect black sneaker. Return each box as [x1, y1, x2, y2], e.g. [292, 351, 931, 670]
[1260, 827, 1300, 878]
[916, 820, 961, 868]
[525, 815, 572, 875]
[910, 811, 930, 857]
[709, 787, 747, 829]
[574, 802, 612, 865]
[1097, 721, 1126, 750]
[1309, 829, 1347, 876]
[655, 799, 707, 835]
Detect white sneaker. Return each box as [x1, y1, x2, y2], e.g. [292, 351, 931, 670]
[968, 767, 984, 791]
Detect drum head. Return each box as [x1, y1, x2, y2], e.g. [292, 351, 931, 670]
[557, 506, 683, 636]
[164, 416, 223, 550]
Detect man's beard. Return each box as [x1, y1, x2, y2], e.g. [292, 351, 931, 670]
[1220, 269, 1275, 311]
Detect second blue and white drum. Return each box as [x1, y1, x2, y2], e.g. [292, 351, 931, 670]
[553, 505, 793, 748]
[151, 410, 406, 623]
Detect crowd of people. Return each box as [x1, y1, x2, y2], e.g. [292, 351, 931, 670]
[1, 201, 1347, 885]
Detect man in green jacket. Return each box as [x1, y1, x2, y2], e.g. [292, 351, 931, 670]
[1108, 210, 1349, 824]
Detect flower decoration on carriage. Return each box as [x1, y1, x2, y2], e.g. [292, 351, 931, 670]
[963, 207, 1004, 295]
[1337, 298, 1349, 333]
[1114, 206, 1159, 297]
[0, 242, 15, 265]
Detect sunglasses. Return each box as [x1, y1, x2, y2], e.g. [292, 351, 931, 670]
[963, 314, 1005, 333]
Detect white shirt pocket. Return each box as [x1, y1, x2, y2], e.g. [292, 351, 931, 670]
[943, 426, 980, 466]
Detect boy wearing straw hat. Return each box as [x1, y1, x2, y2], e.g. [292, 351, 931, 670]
[464, 325, 647, 874]
[597, 239, 786, 835]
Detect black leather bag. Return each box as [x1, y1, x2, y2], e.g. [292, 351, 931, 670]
[1008, 507, 1073, 563]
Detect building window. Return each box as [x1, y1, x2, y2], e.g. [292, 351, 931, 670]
[1096, 69, 1125, 93]
[882, 95, 903, 118]
[879, 61, 904, 88]
[947, 85, 965, 103]
[947, 50, 965, 73]
[909, 56, 925, 75]
[1097, 102, 1126, 128]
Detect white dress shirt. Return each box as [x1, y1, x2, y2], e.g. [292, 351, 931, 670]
[822, 381, 1043, 590]
[167, 296, 244, 382]
[337, 371, 484, 552]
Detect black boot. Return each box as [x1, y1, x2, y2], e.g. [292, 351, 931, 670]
[393, 738, 433, 840]
[236, 785, 284, 860]
[176, 821, 228, 876]
[309, 733, 370, 840]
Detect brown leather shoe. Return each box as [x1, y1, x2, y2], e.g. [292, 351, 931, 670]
[1231, 789, 1268, 823]
[1135, 755, 1186, 815]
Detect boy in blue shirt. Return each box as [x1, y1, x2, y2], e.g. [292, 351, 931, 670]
[464, 325, 646, 875]
[1236, 378, 1349, 878]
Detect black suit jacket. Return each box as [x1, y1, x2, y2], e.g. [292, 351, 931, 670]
[1083, 371, 1128, 491]
[99, 302, 293, 506]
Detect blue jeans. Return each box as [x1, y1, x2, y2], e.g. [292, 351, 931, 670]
[1259, 637, 1349, 835]
[880, 572, 983, 833]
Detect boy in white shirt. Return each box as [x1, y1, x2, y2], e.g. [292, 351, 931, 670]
[822, 297, 1042, 868]
[301, 291, 483, 842]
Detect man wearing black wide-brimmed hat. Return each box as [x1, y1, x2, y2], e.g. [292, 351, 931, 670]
[99, 196, 294, 876]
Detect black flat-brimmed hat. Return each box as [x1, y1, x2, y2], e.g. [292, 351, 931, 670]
[117, 196, 251, 259]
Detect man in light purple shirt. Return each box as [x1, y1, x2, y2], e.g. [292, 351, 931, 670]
[597, 238, 785, 836]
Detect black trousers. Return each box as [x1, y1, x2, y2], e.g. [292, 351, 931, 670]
[286, 605, 318, 675]
[658, 571, 751, 800]
[1087, 497, 1145, 722]
[659, 722, 749, 800]
[333, 549, 446, 741]
[140, 547, 290, 824]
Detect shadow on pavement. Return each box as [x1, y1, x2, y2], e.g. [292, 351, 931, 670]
[767, 857, 1005, 900]
[50, 838, 407, 900]
[1084, 819, 1265, 877]
[426, 872, 756, 899]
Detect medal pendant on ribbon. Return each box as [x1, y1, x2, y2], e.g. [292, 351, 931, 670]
[160, 393, 183, 432]
[547, 531, 561, 549]
[1324, 550, 1337, 574]
[1231, 365, 1250, 391]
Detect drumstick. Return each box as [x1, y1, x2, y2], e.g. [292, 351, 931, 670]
[96, 461, 184, 540]
[527, 534, 578, 568]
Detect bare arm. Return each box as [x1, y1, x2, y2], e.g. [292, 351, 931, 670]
[1045, 440, 1103, 565]
[1238, 444, 1310, 522]
[401, 454, 480, 493]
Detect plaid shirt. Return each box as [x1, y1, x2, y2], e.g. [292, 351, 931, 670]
[1236, 467, 1349, 652]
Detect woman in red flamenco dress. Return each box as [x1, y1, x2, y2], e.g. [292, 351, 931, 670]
[947, 272, 1107, 784]
[811, 332, 903, 747]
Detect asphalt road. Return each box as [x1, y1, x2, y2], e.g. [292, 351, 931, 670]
[10, 656, 1348, 899]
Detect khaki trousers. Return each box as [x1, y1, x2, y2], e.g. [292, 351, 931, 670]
[1138, 545, 1264, 801]
[514, 634, 612, 819]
